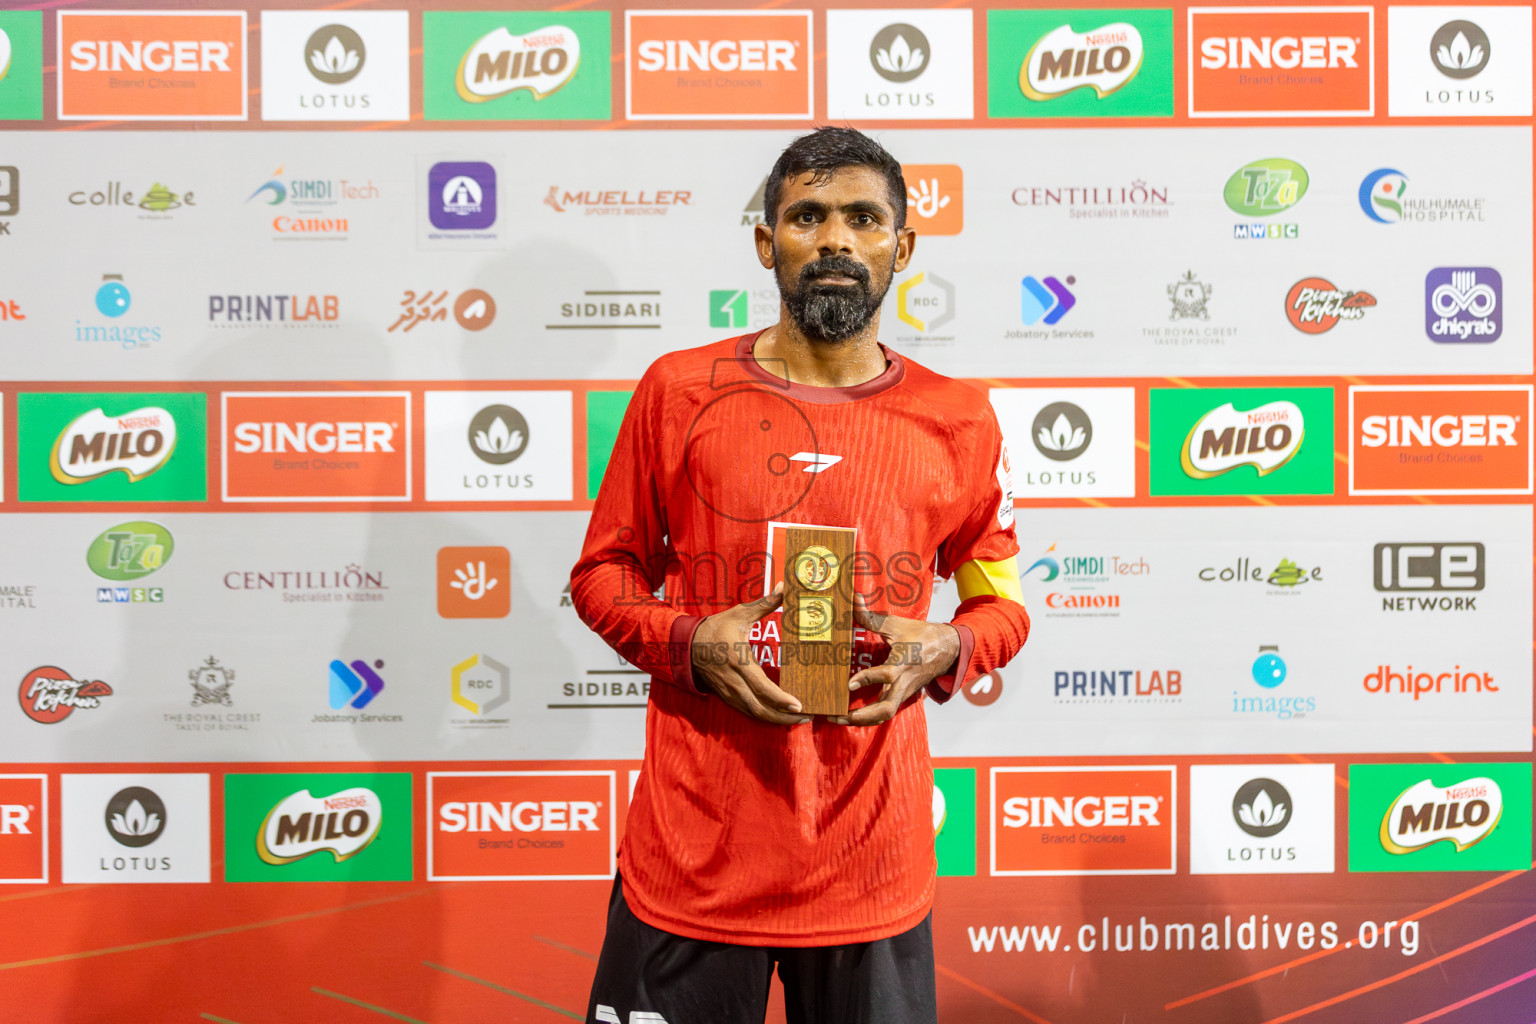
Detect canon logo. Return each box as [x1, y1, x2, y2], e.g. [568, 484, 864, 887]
[438, 800, 600, 833]
[1199, 35, 1357, 70]
[69, 40, 231, 73]
[232, 421, 394, 454]
[1002, 795, 1160, 828]
[636, 39, 796, 73]
[1360, 415, 1519, 448]
[0, 805, 31, 834]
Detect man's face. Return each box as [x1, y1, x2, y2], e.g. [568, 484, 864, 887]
[756, 165, 915, 343]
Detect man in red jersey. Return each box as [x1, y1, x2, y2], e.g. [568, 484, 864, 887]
[571, 127, 1030, 1023]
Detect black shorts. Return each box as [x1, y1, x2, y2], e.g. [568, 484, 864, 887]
[585, 877, 938, 1024]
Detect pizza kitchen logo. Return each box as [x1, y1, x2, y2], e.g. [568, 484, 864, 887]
[1285, 277, 1376, 333]
[18, 665, 113, 724]
[1189, 6, 1373, 117]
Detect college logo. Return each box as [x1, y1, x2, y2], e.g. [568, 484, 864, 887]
[987, 9, 1173, 118]
[0, 775, 48, 884]
[225, 773, 412, 882]
[1425, 268, 1501, 342]
[1375, 542, 1484, 612]
[992, 767, 1175, 875]
[1189, 765, 1334, 875]
[437, 546, 511, 619]
[58, 11, 247, 120]
[61, 774, 211, 884]
[222, 391, 411, 502]
[18, 393, 206, 503]
[1285, 278, 1376, 333]
[1189, 6, 1373, 116]
[1151, 387, 1334, 496]
[626, 11, 813, 120]
[424, 390, 574, 501]
[18, 666, 113, 724]
[990, 387, 1136, 498]
[1349, 763, 1531, 872]
[904, 164, 963, 236]
[427, 772, 615, 880]
[0, 12, 44, 121]
[423, 12, 610, 121]
[1387, 7, 1531, 117]
[67, 180, 197, 218]
[1349, 385, 1532, 495]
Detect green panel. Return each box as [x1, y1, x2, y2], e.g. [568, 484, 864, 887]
[988, 9, 1174, 118]
[0, 12, 44, 121]
[934, 768, 977, 877]
[422, 12, 611, 121]
[17, 392, 207, 503]
[710, 289, 748, 329]
[224, 773, 414, 882]
[1149, 387, 1334, 496]
[1348, 763, 1532, 873]
[586, 391, 633, 500]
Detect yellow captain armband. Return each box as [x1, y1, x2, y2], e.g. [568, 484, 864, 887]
[954, 556, 1025, 604]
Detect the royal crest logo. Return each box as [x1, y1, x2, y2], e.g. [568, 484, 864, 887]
[50, 406, 176, 485]
[189, 656, 235, 708]
[257, 787, 382, 865]
[18, 666, 113, 724]
[1021, 21, 1144, 100]
[456, 25, 579, 102]
[1182, 400, 1304, 478]
[1380, 776, 1501, 854]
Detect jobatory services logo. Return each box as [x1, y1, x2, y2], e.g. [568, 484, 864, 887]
[904, 164, 963, 235]
[1150, 387, 1334, 496]
[326, 659, 394, 715]
[424, 391, 574, 501]
[423, 12, 611, 121]
[1425, 268, 1501, 343]
[259, 12, 409, 121]
[58, 10, 247, 120]
[1357, 169, 1487, 225]
[18, 666, 113, 725]
[987, 9, 1174, 117]
[61, 774, 211, 884]
[990, 387, 1136, 498]
[0, 775, 48, 884]
[626, 11, 813, 120]
[1387, 7, 1532, 116]
[18, 392, 207, 503]
[224, 773, 412, 882]
[1349, 385, 1532, 495]
[1375, 542, 1484, 612]
[1189, 764, 1335, 875]
[222, 391, 411, 502]
[437, 546, 511, 619]
[1225, 158, 1307, 239]
[1188, 6, 1373, 117]
[992, 767, 1176, 875]
[0, 12, 43, 120]
[1019, 275, 1076, 326]
[825, 10, 974, 119]
[1285, 278, 1376, 333]
[244, 165, 381, 242]
[1349, 763, 1531, 872]
[428, 772, 616, 881]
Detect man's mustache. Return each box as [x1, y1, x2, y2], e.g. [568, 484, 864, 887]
[798, 256, 871, 290]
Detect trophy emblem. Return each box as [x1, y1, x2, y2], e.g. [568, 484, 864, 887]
[780, 527, 856, 715]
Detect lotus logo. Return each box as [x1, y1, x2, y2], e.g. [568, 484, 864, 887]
[1182, 400, 1304, 479]
[1381, 776, 1502, 854]
[258, 787, 382, 865]
[456, 25, 580, 102]
[1031, 401, 1091, 461]
[106, 786, 166, 848]
[467, 404, 529, 465]
[1021, 22, 1144, 101]
[1232, 778, 1291, 838]
[50, 406, 177, 485]
[870, 23, 928, 83]
[1430, 21, 1490, 79]
[306, 25, 366, 85]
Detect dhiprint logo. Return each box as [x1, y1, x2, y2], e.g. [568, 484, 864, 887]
[992, 766, 1176, 875]
[437, 546, 511, 619]
[58, 11, 248, 120]
[468, 405, 528, 465]
[1349, 385, 1533, 495]
[903, 165, 963, 235]
[1387, 7, 1531, 117]
[1232, 778, 1290, 838]
[1285, 278, 1376, 334]
[429, 162, 496, 230]
[1021, 275, 1075, 325]
[1189, 764, 1335, 875]
[870, 23, 927, 83]
[1349, 763, 1531, 872]
[0, 775, 47, 884]
[18, 666, 113, 724]
[1431, 21, 1490, 79]
[456, 24, 580, 103]
[105, 786, 166, 848]
[306, 24, 364, 84]
[428, 771, 617, 881]
[328, 659, 385, 710]
[1188, 6, 1374, 117]
[1032, 402, 1091, 461]
[1426, 268, 1501, 343]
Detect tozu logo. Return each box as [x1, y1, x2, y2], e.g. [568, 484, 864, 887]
[51, 406, 177, 486]
[1349, 386, 1533, 496]
[1021, 20, 1145, 101]
[1182, 400, 1304, 478]
[58, 11, 247, 121]
[1189, 6, 1373, 117]
[257, 787, 382, 865]
[222, 391, 411, 502]
[427, 771, 615, 881]
[991, 766, 1175, 875]
[626, 11, 813, 120]
[456, 24, 580, 103]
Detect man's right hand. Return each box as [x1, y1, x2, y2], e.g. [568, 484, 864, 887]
[691, 583, 811, 726]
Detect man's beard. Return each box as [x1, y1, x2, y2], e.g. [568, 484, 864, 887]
[777, 254, 891, 343]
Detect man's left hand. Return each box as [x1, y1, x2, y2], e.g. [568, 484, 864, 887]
[837, 593, 960, 726]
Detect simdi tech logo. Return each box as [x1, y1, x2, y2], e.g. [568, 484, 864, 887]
[222, 392, 411, 502]
[1348, 763, 1531, 872]
[0, 775, 47, 884]
[0, 11, 44, 121]
[57, 10, 247, 120]
[1349, 385, 1532, 496]
[987, 8, 1174, 118]
[224, 773, 412, 882]
[17, 392, 207, 503]
[1150, 387, 1334, 496]
[427, 771, 616, 881]
[422, 12, 611, 121]
[626, 11, 814, 120]
[991, 766, 1175, 875]
[1189, 6, 1373, 117]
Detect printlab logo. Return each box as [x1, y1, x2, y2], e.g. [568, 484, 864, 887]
[1285, 278, 1376, 333]
[1426, 268, 1501, 343]
[1431, 21, 1490, 78]
[105, 787, 165, 848]
[1021, 275, 1075, 325]
[328, 659, 386, 709]
[1232, 778, 1290, 839]
[903, 165, 963, 235]
[986, 9, 1174, 118]
[429, 162, 496, 230]
[437, 546, 511, 619]
[189, 656, 235, 707]
[1032, 402, 1091, 461]
[17, 666, 112, 724]
[469, 405, 528, 464]
[871, 23, 928, 82]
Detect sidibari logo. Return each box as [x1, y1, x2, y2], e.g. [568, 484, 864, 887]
[1224, 159, 1308, 216]
[87, 521, 173, 580]
[258, 787, 382, 865]
[1285, 278, 1376, 334]
[1021, 21, 1144, 100]
[456, 25, 579, 102]
[1380, 776, 1500, 854]
[1181, 400, 1303, 478]
[51, 406, 176, 485]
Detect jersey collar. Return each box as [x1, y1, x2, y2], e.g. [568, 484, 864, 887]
[736, 329, 905, 405]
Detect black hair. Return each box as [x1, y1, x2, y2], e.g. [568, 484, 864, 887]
[763, 126, 906, 229]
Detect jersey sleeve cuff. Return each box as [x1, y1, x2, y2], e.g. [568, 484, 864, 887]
[669, 614, 707, 693]
[925, 623, 975, 705]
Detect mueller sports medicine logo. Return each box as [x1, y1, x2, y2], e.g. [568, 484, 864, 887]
[51, 406, 176, 485]
[457, 25, 580, 102]
[222, 392, 411, 502]
[258, 787, 382, 865]
[1182, 400, 1303, 478]
[58, 11, 247, 120]
[1426, 268, 1501, 342]
[1021, 20, 1145, 101]
[1375, 543, 1484, 611]
[1349, 386, 1533, 495]
[992, 767, 1175, 875]
[1189, 6, 1373, 116]
[1286, 278, 1375, 333]
[626, 11, 813, 120]
[428, 772, 616, 881]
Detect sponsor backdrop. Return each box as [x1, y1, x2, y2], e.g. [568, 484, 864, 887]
[0, 1, 1532, 1022]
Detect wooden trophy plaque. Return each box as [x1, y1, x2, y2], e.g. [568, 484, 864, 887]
[780, 526, 856, 716]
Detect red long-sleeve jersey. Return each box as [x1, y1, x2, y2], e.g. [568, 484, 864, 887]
[570, 332, 1030, 945]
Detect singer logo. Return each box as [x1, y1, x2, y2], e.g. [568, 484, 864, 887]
[222, 391, 411, 502]
[0, 775, 47, 883]
[58, 11, 247, 120]
[1349, 386, 1533, 495]
[1188, 7, 1373, 116]
[626, 11, 813, 119]
[428, 771, 616, 880]
[991, 766, 1175, 875]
